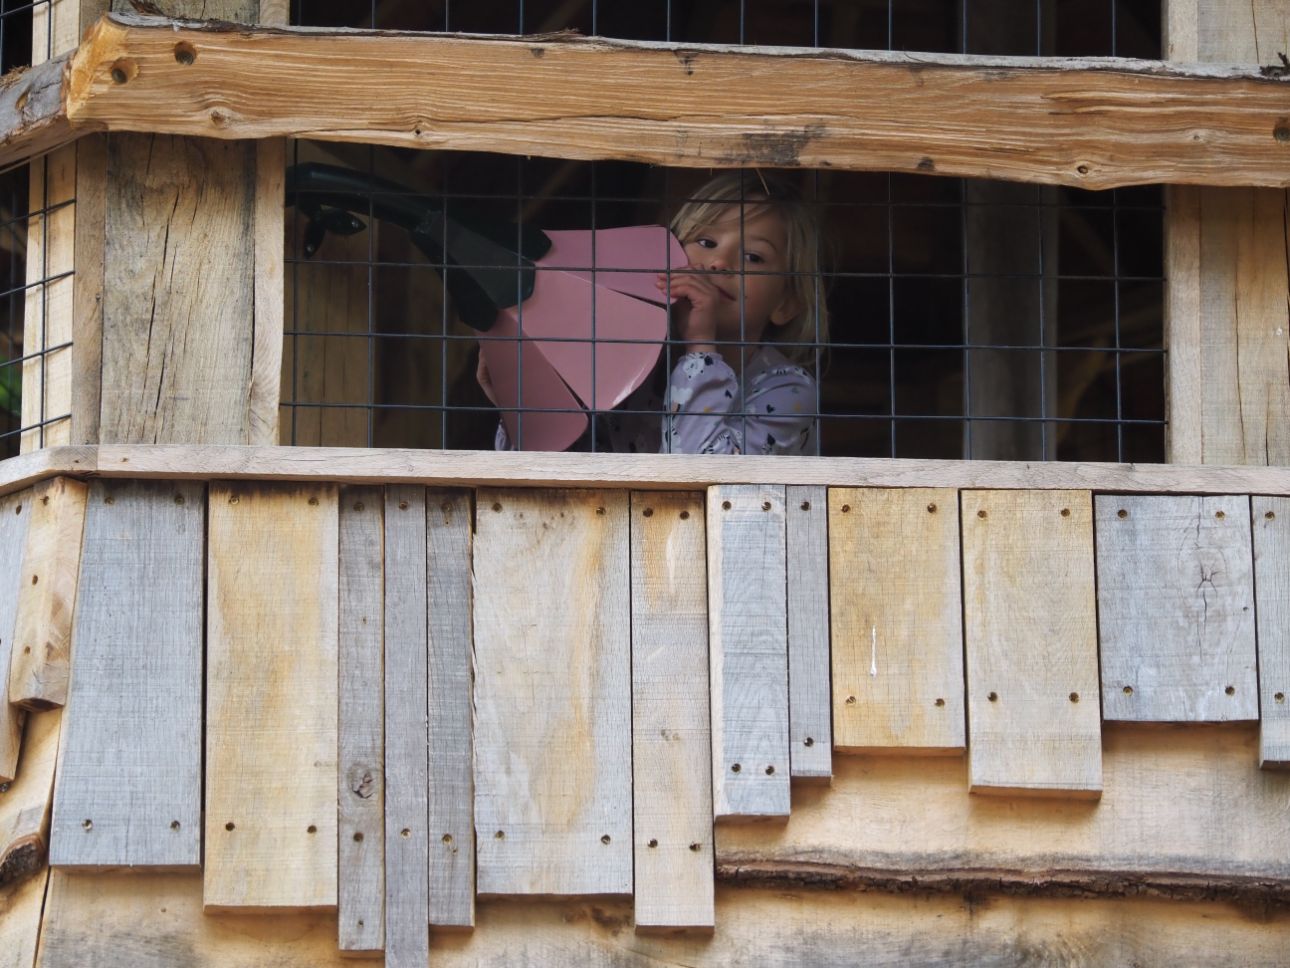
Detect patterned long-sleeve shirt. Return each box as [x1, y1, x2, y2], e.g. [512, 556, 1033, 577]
[494, 346, 817, 455]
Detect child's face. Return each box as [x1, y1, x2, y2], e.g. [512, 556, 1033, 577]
[680, 202, 799, 343]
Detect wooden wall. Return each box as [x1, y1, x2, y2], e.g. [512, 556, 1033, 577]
[3, 467, 1290, 965]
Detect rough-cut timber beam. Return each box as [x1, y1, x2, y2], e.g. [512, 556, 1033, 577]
[0, 53, 80, 168]
[7, 11, 1275, 189]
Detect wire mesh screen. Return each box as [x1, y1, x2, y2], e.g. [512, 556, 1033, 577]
[0, 0, 75, 460]
[284, 0, 1164, 461]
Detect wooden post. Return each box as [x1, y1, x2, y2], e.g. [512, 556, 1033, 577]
[1165, 2, 1290, 464]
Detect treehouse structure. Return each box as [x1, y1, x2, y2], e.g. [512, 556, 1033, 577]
[2, 2, 1290, 966]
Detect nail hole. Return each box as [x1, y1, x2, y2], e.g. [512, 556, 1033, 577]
[494, 830, 505, 839]
[1060, 508, 1070, 517]
[1069, 692, 1080, 703]
[934, 697, 945, 707]
[595, 506, 605, 516]
[721, 500, 732, 511]
[1267, 511, 1277, 520]
[1117, 508, 1128, 519]
[307, 825, 317, 834]
[1077, 163, 1090, 175]
[353, 832, 364, 842]
[648, 838, 658, 848]
[926, 503, 937, 514]
[801, 501, 811, 511]
[987, 691, 998, 702]
[82, 819, 93, 830]
[845, 695, 856, 705]
[1123, 685, 1134, 695]
[353, 501, 364, 512]
[679, 510, 690, 520]
[492, 502, 502, 512]
[104, 496, 114, 505]
[400, 828, 410, 838]
[170, 820, 181, 831]
[228, 495, 239, 505]
[803, 736, 814, 747]
[174, 41, 196, 64]
[174, 494, 185, 505]
[601, 834, 611, 845]
[689, 842, 701, 852]
[398, 501, 408, 510]
[764, 765, 775, 775]
[642, 508, 654, 518]
[841, 504, 851, 513]
[977, 509, 987, 519]
[30, 575, 37, 585]
[730, 763, 741, 773]
[1277, 692, 1286, 703]
[1215, 510, 1226, 519]
[1275, 125, 1290, 143]
[357, 920, 365, 928]
[1225, 685, 1235, 696]
[761, 501, 771, 511]
[225, 822, 235, 831]
[442, 834, 453, 844]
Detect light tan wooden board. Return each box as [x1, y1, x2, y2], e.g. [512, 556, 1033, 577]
[961, 490, 1101, 798]
[1096, 495, 1257, 722]
[49, 480, 203, 870]
[426, 489, 475, 928]
[62, 14, 1290, 190]
[784, 485, 831, 779]
[473, 488, 632, 896]
[707, 485, 789, 820]
[9, 477, 88, 711]
[250, 137, 284, 448]
[384, 486, 429, 965]
[337, 486, 383, 954]
[28, 444, 1290, 499]
[716, 724, 1290, 893]
[0, 710, 60, 887]
[830, 487, 964, 754]
[29, 873, 1290, 968]
[71, 135, 106, 447]
[1252, 496, 1290, 766]
[205, 482, 338, 912]
[0, 491, 32, 783]
[629, 491, 713, 932]
[96, 134, 264, 446]
[0, 867, 46, 968]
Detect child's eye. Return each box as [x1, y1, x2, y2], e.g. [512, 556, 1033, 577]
[745, 251, 765, 265]
[694, 237, 716, 249]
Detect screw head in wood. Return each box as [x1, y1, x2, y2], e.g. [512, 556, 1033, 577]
[1225, 685, 1235, 696]
[648, 839, 658, 848]
[601, 834, 611, 844]
[761, 501, 772, 511]
[721, 500, 732, 511]
[1276, 125, 1290, 143]
[1117, 508, 1127, 519]
[642, 507, 654, 518]
[679, 510, 690, 520]
[987, 691, 998, 702]
[730, 763, 741, 773]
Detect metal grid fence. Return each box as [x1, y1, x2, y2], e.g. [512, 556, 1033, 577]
[284, 0, 1165, 461]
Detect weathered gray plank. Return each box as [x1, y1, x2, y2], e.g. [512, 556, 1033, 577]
[1253, 496, 1290, 767]
[426, 488, 474, 928]
[785, 485, 831, 780]
[384, 485, 429, 965]
[962, 490, 1101, 798]
[473, 488, 632, 896]
[338, 486, 383, 953]
[630, 490, 713, 931]
[707, 485, 789, 820]
[0, 490, 31, 782]
[1097, 494, 1257, 722]
[49, 480, 203, 869]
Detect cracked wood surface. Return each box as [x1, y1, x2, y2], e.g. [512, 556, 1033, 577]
[5, 13, 1290, 187]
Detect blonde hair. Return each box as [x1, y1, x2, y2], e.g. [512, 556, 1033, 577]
[670, 171, 829, 368]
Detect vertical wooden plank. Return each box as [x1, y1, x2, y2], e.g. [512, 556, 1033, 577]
[0, 710, 60, 886]
[384, 486, 429, 966]
[71, 136, 106, 447]
[962, 490, 1101, 798]
[8, 477, 88, 711]
[1098, 495, 1257, 722]
[630, 490, 713, 932]
[205, 482, 338, 912]
[48, 480, 203, 869]
[707, 484, 789, 821]
[426, 488, 474, 929]
[337, 487, 383, 953]
[0, 867, 47, 968]
[1254, 496, 1290, 767]
[785, 485, 831, 780]
[250, 137, 285, 447]
[473, 488, 631, 896]
[0, 491, 32, 783]
[830, 487, 965, 755]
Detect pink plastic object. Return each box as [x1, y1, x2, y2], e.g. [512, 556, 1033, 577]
[480, 226, 687, 451]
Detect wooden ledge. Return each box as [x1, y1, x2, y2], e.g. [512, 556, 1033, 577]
[3, 13, 1290, 186]
[6, 444, 1290, 497]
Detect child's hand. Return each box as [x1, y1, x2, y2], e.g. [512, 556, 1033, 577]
[476, 348, 500, 406]
[658, 266, 722, 355]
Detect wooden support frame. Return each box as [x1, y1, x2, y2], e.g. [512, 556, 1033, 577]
[1, 14, 1289, 188]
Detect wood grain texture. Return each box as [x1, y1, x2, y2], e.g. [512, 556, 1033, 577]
[71, 135, 106, 447]
[249, 137, 284, 447]
[1255, 495, 1290, 766]
[9, 476, 87, 710]
[0, 867, 46, 968]
[0, 490, 32, 783]
[707, 484, 789, 820]
[96, 133, 263, 445]
[30, 443, 1290, 499]
[961, 490, 1101, 798]
[0, 709, 60, 887]
[716, 723, 1290, 899]
[784, 485, 830, 780]
[629, 490, 713, 932]
[27, 878, 1290, 968]
[337, 485, 383, 953]
[473, 488, 632, 896]
[384, 485, 429, 966]
[1097, 494, 1257, 722]
[426, 488, 475, 928]
[1164, 3, 1290, 464]
[49, 480, 203, 870]
[54, 14, 1290, 189]
[205, 482, 338, 912]
[829, 487, 964, 755]
[0, 55, 76, 197]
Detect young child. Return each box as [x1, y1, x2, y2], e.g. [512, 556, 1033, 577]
[655, 170, 826, 455]
[480, 170, 827, 454]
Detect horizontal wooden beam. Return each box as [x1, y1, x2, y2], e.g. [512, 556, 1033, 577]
[0, 12, 1267, 188]
[8, 444, 1290, 498]
[0, 53, 77, 170]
